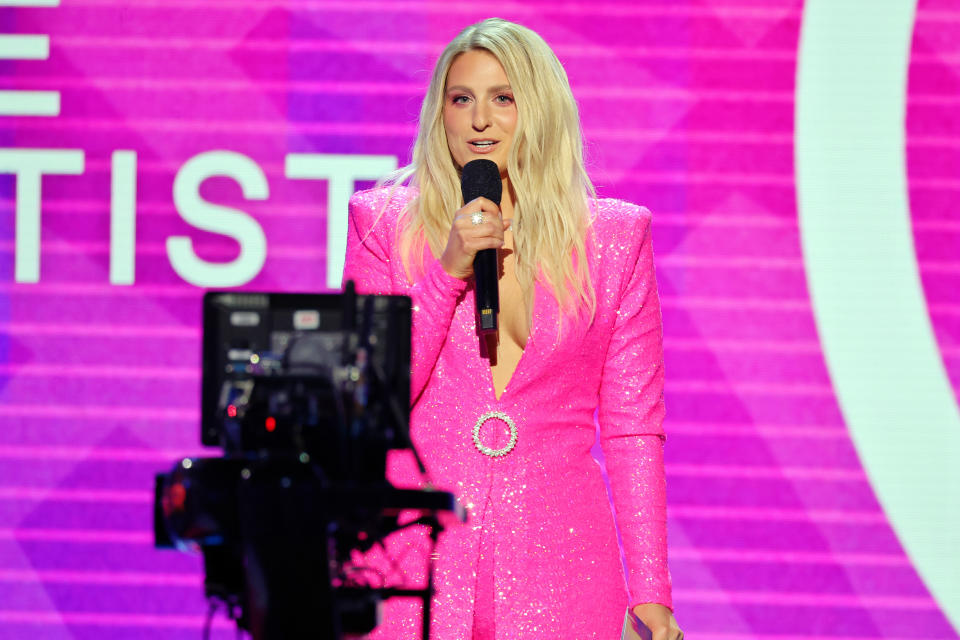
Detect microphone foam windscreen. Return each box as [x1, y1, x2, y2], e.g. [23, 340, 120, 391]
[460, 159, 503, 207]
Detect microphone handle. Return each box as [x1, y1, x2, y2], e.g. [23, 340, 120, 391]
[473, 248, 499, 333]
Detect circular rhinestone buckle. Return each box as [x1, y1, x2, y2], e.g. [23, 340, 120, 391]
[472, 411, 518, 458]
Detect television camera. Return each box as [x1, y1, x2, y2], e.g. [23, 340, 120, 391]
[153, 285, 463, 639]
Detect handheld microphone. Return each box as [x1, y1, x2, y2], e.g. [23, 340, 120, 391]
[460, 159, 502, 334]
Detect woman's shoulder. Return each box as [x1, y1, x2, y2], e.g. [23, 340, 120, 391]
[349, 185, 418, 227]
[587, 199, 657, 302]
[590, 197, 653, 244]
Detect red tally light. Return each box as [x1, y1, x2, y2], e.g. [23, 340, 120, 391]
[265, 416, 277, 432]
[226, 404, 237, 418]
[164, 483, 187, 514]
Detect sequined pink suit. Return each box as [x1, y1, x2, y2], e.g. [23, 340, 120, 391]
[343, 186, 671, 639]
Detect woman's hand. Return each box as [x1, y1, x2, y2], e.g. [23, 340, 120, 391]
[439, 197, 511, 280]
[628, 603, 682, 640]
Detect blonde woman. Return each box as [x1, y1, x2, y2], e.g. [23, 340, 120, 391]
[344, 18, 681, 640]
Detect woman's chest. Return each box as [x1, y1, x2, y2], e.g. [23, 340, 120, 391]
[490, 258, 530, 399]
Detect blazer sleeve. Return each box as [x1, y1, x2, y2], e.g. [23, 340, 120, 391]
[597, 206, 672, 610]
[342, 189, 468, 404]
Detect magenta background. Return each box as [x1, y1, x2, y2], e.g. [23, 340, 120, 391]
[1, 1, 959, 638]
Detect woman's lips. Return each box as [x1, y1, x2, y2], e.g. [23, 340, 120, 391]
[468, 140, 499, 153]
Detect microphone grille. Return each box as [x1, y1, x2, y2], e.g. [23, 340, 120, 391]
[461, 159, 502, 206]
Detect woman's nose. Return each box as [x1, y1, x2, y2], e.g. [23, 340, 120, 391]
[472, 104, 490, 130]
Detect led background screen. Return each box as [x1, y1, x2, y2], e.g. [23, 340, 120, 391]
[1, 1, 959, 638]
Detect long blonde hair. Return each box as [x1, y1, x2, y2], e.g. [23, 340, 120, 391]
[387, 17, 596, 317]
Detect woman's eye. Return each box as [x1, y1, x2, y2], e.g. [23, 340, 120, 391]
[495, 95, 514, 104]
[452, 95, 470, 104]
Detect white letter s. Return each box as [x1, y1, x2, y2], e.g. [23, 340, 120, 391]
[168, 151, 268, 287]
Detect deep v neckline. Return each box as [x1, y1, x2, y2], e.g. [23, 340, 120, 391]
[485, 285, 538, 402]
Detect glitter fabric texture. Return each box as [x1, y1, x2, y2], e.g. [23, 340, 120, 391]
[343, 186, 670, 639]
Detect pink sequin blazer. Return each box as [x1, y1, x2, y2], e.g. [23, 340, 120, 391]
[343, 186, 671, 639]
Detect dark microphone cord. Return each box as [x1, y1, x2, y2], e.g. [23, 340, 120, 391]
[460, 159, 503, 334]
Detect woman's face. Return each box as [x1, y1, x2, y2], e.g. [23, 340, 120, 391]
[442, 49, 518, 176]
